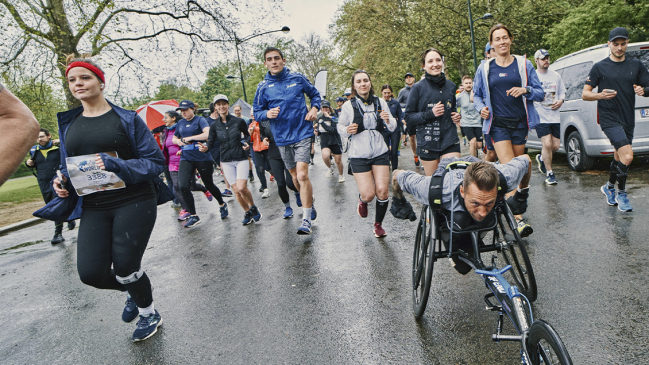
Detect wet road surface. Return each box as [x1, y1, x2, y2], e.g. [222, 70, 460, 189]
[1, 146, 649, 364]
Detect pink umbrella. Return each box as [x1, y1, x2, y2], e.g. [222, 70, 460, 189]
[136, 100, 179, 130]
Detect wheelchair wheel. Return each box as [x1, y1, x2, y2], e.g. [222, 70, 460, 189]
[496, 204, 538, 302]
[412, 206, 436, 319]
[527, 320, 573, 365]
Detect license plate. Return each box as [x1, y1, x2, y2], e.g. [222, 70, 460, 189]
[641, 109, 649, 118]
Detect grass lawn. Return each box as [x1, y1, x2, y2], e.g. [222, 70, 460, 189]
[0, 176, 43, 204]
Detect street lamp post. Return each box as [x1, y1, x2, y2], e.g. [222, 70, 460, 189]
[232, 26, 290, 103]
[468, 0, 493, 72]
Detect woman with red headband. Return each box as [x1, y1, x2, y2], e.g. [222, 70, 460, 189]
[42, 56, 170, 342]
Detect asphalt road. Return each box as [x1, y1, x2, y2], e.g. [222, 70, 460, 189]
[1, 144, 649, 364]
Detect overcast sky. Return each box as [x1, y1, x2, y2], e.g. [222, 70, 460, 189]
[272, 0, 345, 41]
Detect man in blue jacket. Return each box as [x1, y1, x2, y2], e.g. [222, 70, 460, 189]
[253, 47, 321, 235]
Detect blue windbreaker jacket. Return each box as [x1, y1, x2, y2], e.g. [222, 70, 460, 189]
[253, 68, 321, 146]
[473, 55, 544, 134]
[33, 101, 172, 221]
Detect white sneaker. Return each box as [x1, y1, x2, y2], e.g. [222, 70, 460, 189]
[326, 168, 333, 178]
[338, 175, 345, 183]
[262, 189, 270, 198]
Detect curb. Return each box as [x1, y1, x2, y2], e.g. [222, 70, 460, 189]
[0, 217, 46, 236]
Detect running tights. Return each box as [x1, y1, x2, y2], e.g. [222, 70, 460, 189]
[77, 198, 157, 308]
[252, 150, 270, 189]
[170, 170, 207, 211]
[268, 158, 298, 204]
[382, 130, 401, 170]
[179, 160, 224, 215]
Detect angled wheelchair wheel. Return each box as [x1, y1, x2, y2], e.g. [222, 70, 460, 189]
[527, 320, 573, 365]
[496, 204, 538, 302]
[412, 206, 436, 319]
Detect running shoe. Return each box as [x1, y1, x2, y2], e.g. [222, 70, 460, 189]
[601, 184, 617, 206]
[262, 189, 270, 198]
[297, 219, 312, 235]
[536, 154, 546, 174]
[204, 191, 213, 201]
[373, 222, 387, 238]
[270, 175, 275, 182]
[326, 166, 334, 178]
[311, 201, 317, 221]
[358, 198, 368, 218]
[219, 202, 229, 219]
[122, 294, 138, 323]
[242, 210, 254, 225]
[283, 206, 294, 219]
[545, 172, 557, 185]
[250, 206, 262, 222]
[516, 218, 533, 238]
[185, 215, 201, 228]
[222, 189, 233, 197]
[414, 156, 420, 167]
[178, 209, 190, 221]
[338, 175, 345, 183]
[132, 310, 163, 342]
[309, 160, 314, 166]
[249, 174, 255, 183]
[616, 191, 633, 212]
[51, 232, 64, 244]
[171, 202, 182, 209]
[295, 192, 302, 207]
[67, 221, 76, 230]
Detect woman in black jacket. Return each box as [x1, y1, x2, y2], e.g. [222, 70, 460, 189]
[199, 95, 262, 225]
[405, 48, 462, 176]
[314, 100, 345, 182]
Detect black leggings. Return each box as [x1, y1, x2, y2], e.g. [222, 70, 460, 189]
[179, 160, 224, 215]
[77, 198, 157, 308]
[252, 150, 270, 189]
[169, 170, 207, 211]
[382, 130, 401, 170]
[268, 158, 298, 204]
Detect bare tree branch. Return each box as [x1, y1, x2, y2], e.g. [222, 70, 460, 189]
[0, 0, 50, 39]
[74, 0, 112, 44]
[97, 28, 230, 54]
[1, 37, 32, 66]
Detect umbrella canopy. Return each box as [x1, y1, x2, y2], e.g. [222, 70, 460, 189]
[136, 100, 179, 131]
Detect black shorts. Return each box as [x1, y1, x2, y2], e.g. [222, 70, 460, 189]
[461, 127, 483, 142]
[535, 123, 560, 139]
[321, 143, 342, 155]
[418, 143, 461, 161]
[601, 123, 633, 149]
[349, 152, 390, 173]
[407, 123, 417, 136]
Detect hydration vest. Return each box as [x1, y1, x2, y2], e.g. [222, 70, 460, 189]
[350, 96, 384, 134]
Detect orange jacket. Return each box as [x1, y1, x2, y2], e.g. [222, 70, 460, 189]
[249, 121, 269, 152]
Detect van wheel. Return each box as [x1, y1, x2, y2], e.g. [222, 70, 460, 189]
[566, 131, 594, 171]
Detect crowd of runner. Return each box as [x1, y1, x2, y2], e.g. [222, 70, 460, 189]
[24, 24, 648, 342]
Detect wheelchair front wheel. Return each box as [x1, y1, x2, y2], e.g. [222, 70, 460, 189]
[527, 320, 573, 365]
[412, 206, 436, 319]
[497, 205, 538, 302]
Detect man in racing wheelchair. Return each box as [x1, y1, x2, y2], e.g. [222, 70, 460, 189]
[392, 155, 532, 274]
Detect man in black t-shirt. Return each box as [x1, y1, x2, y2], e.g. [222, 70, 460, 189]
[583, 27, 649, 212]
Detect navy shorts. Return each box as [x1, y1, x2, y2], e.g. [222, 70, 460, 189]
[418, 142, 462, 161]
[461, 127, 483, 143]
[601, 123, 633, 149]
[484, 134, 495, 151]
[407, 123, 417, 136]
[321, 143, 342, 155]
[490, 126, 528, 145]
[535, 123, 560, 139]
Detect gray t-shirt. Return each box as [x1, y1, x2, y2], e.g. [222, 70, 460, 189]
[457, 92, 482, 127]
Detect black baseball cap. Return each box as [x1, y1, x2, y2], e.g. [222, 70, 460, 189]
[404, 72, 414, 79]
[176, 100, 195, 110]
[335, 97, 345, 102]
[321, 100, 331, 108]
[609, 27, 629, 42]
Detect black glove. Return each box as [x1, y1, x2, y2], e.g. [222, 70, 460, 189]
[390, 196, 417, 221]
[506, 188, 529, 215]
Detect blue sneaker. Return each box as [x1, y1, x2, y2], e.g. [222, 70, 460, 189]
[616, 191, 633, 212]
[250, 206, 262, 222]
[222, 189, 233, 197]
[601, 184, 617, 206]
[297, 219, 312, 235]
[219, 202, 229, 219]
[311, 204, 317, 221]
[295, 193, 302, 207]
[545, 172, 557, 185]
[132, 310, 163, 342]
[242, 210, 254, 225]
[185, 215, 201, 228]
[122, 295, 138, 323]
[283, 206, 294, 219]
[536, 154, 546, 174]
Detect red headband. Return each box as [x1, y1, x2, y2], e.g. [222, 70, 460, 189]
[65, 61, 105, 83]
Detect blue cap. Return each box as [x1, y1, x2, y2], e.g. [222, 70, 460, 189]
[485, 42, 493, 54]
[335, 97, 345, 102]
[176, 100, 195, 110]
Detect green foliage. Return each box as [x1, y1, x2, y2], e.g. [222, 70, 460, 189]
[546, 0, 649, 59]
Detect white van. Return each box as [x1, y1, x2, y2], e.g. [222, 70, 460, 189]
[525, 42, 649, 171]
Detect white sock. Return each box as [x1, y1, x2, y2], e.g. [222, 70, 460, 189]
[138, 302, 155, 316]
[303, 208, 312, 222]
[547, 170, 553, 176]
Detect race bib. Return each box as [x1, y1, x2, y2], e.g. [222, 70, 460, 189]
[65, 152, 125, 196]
